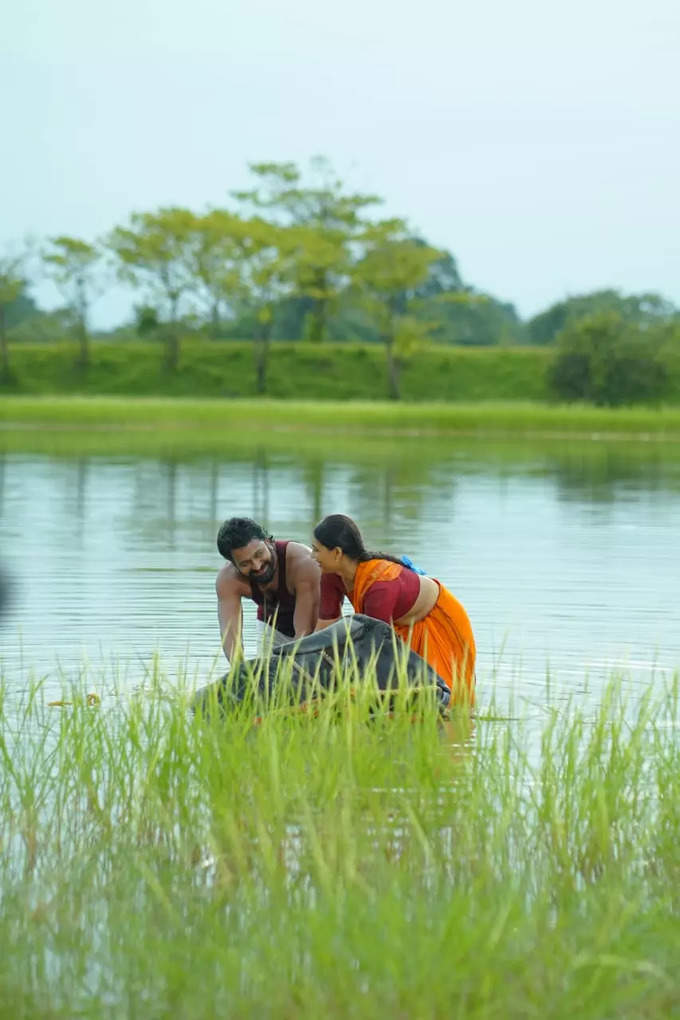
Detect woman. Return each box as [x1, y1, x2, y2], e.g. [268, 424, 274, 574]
[311, 514, 476, 703]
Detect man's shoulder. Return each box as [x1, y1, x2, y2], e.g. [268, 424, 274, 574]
[283, 540, 320, 588]
[216, 562, 250, 597]
[283, 539, 314, 560]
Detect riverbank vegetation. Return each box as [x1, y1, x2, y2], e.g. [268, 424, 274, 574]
[2, 158, 679, 404]
[1, 667, 678, 1017]
[0, 334, 679, 406]
[3, 393, 680, 441]
[0, 341, 554, 401]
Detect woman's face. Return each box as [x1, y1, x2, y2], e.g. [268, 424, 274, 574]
[311, 538, 339, 574]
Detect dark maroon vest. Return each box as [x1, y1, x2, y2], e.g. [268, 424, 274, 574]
[248, 540, 296, 637]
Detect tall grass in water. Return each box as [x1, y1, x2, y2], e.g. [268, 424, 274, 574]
[0, 665, 678, 1018]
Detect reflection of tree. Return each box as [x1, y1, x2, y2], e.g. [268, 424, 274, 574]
[382, 467, 394, 527]
[290, 445, 460, 537]
[209, 460, 219, 530]
[547, 444, 680, 504]
[165, 460, 177, 548]
[252, 447, 270, 525]
[300, 458, 325, 524]
[0, 453, 7, 619]
[338, 461, 458, 538]
[75, 458, 88, 541]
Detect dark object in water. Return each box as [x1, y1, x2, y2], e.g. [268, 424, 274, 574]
[193, 614, 450, 717]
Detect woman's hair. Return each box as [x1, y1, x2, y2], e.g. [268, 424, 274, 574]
[313, 514, 406, 567]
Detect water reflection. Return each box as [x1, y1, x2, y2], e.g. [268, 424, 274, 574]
[0, 438, 678, 715]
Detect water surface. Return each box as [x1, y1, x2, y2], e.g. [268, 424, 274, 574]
[1, 438, 679, 713]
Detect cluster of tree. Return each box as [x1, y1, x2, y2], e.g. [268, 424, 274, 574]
[0, 159, 527, 396]
[548, 312, 679, 405]
[1, 158, 679, 401]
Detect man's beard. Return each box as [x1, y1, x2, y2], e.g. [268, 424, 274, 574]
[250, 548, 276, 585]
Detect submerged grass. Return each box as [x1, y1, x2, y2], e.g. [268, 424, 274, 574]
[1, 660, 679, 1018]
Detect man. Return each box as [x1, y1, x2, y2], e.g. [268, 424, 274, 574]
[215, 516, 320, 662]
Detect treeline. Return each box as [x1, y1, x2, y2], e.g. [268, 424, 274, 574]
[1, 158, 679, 404]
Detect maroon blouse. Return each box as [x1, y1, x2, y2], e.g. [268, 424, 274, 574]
[320, 564, 420, 623]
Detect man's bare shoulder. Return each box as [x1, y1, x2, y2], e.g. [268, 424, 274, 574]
[285, 541, 321, 586]
[216, 562, 251, 597]
[285, 540, 315, 562]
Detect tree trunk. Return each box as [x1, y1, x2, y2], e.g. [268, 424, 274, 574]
[254, 327, 270, 395]
[165, 296, 180, 372]
[307, 301, 325, 343]
[306, 273, 328, 342]
[384, 335, 401, 400]
[76, 315, 89, 367]
[0, 306, 9, 379]
[210, 301, 220, 340]
[165, 325, 180, 372]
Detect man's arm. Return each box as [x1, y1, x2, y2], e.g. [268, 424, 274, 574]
[216, 572, 244, 663]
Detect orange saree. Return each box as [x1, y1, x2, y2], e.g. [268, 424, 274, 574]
[350, 559, 476, 704]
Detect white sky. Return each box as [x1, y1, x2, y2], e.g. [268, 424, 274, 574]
[2, 0, 679, 326]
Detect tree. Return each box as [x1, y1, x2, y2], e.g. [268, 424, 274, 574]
[283, 224, 353, 342]
[548, 312, 668, 405]
[43, 236, 101, 366]
[107, 208, 197, 371]
[0, 255, 25, 379]
[4, 285, 38, 330]
[190, 210, 252, 337]
[410, 247, 464, 299]
[528, 289, 679, 345]
[419, 290, 526, 346]
[234, 158, 381, 342]
[234, 156, 381, 229]
[237, 218, 299, 394]
[352, 220, 442, 399]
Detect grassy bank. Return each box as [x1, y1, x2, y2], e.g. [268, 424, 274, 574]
[1, 669, 679, 1018]
[2, 395, 680, 461]
[0, 340, 557, 401]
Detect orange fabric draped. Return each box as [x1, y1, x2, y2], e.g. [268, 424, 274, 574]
[350, 559, 476, 704]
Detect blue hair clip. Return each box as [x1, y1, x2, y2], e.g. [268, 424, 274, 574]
[400, 554, 426, 576]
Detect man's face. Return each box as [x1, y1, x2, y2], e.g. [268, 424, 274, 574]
[232, 538, 276, 584]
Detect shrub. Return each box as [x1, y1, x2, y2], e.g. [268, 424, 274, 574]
[548, 312, 668, 405]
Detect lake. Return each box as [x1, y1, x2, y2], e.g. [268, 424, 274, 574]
[1, 436, 679, 714]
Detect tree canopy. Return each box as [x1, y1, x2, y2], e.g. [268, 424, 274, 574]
[528, 290, 679, 345]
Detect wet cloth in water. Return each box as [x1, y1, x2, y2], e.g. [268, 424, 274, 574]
[192, 614, 451, 716]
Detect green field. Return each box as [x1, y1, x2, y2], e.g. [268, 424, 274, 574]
[1, 666, 679, 1018]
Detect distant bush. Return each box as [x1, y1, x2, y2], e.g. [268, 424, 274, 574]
[547, 312, 669, 405]
[7, 309, 75, 344]
[529, 289, 679, 345]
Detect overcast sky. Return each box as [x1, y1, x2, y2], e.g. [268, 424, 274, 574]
[3, 0, 679, 326]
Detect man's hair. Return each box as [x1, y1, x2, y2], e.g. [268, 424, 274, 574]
[217, 517, 272, 562]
